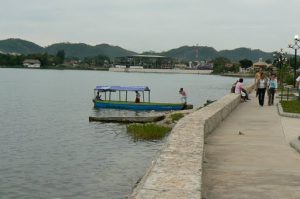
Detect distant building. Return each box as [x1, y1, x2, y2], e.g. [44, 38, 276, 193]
[23, 59, 41, 68]
[188, 60, 214, 70]
[0, 51, 21, 56]
[114, 54, 172, 69]
[253, 58, 270, 70]
[174, 64, 187, 69]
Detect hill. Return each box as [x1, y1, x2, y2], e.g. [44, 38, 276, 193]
[0, 38, 44, 54]
[219, 48, 273, 62]
[0, 39, 136, 59]
[45, 43, 136, 58]
[161, 46, 219, 61]
[158, 46, 273, 62]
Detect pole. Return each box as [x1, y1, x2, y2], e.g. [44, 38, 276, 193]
[294, 49, 297, 88]
[280, 62, 283, 102]
[142, 91, 144, 102]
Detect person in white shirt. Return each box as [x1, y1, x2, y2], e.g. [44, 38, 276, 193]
[255, 72, 268, 106]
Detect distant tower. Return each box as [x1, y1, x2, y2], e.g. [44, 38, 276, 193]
[195, 44, 199, 61]
[189, 61, 192, 68]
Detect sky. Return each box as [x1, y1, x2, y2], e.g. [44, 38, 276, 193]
[0, 0, 299, 53]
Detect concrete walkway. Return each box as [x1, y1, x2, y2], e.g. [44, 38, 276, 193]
[203, 92, 300, 199]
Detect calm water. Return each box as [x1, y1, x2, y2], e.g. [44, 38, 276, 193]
[0, 68, 250, 199]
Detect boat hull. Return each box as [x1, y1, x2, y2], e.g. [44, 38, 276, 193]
[93, 100, 184, 111]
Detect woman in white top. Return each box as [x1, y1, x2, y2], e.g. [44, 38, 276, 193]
[255, 72, 268, 106]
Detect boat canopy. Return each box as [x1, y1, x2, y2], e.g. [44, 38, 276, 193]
[95, 86, 150, 92]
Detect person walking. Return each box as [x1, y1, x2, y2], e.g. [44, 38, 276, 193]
[254, 68, 262, 97]
[256, 72, 268, 106]
[254, 68, 262, 85]
[268, 74, 277, 105]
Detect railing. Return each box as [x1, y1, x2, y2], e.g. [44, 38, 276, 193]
[279, 85, 298, 101]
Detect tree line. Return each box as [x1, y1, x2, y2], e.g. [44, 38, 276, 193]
[0, 50, 111, 68]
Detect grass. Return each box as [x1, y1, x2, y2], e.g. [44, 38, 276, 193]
[170, 113, 184, 122]
[127, 123, 171, 141]
[281, 100, 300, 114]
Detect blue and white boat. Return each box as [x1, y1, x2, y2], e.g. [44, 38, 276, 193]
[93, 86, 186, 111]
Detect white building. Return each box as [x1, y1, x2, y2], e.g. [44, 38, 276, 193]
[23, 59, 41, 68]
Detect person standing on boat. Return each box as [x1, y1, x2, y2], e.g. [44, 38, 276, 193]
[135, 91, 141, 103]
[179, 88, 187, 103]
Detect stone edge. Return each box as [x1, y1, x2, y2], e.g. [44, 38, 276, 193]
[277, 102, 300, 118]
[128, 85, 254, 199]
[290, 139, 300, 153]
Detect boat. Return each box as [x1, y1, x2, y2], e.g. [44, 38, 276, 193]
[92, 86, 186, 111]
[89, 114, 165, 123]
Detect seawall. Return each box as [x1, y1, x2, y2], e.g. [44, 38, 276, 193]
[109, 67, 212, 74]
[129, 85, 254, 199]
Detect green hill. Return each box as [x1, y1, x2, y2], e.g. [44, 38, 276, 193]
[143, 46, 273, 62]
[161, 46, 219, 61]
[45, 42, 136, 59]
[219, 48, 273, 62]
[45, 43, 96, 58]
[0, 38, 44, 54]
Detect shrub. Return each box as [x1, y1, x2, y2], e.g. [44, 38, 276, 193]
[127, 123, 171, 141]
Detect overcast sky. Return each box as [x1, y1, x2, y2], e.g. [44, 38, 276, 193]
[0, 0, 299, 53]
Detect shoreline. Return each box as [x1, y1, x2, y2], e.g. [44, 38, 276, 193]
[109, 67, 212, 74]
[0, 66, 109, 71]
[221, 72, 254, 78]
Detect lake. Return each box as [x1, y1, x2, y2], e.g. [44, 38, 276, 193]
[0, 68, 251, 199]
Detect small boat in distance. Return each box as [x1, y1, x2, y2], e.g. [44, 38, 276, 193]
[93, 86, 187, 111]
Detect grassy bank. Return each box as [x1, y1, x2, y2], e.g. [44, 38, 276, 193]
[127, 123, 171, 141]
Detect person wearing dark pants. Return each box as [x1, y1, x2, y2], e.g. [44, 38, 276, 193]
[257, 88, 266, 106]
[255, 72, 268, 106]
[268, 74, 277, 105]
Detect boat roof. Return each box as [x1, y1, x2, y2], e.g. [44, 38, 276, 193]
[95, 86, 150, 92]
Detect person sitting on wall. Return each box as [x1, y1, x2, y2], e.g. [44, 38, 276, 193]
[135, 91, 141, 103]
[234, 78, 248, 102]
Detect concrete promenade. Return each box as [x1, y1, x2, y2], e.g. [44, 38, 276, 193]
[130, 93, 242, 198]
[203, 92, 300, 198]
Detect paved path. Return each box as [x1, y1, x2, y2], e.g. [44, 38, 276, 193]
[203, 92, 300, 199]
